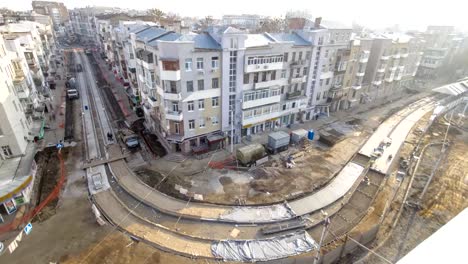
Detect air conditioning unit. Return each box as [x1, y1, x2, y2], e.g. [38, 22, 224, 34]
[264, 65, 269, 69]
[255, 65, 260, 69]
[211, 69, 217, 73]
[198, 71, 204, 75]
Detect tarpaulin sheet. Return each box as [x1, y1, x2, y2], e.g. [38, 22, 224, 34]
[218, 203, 296, 222]
[211, 231, 317, 262]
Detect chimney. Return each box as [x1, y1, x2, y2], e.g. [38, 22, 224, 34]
[315, 17, 322, 28]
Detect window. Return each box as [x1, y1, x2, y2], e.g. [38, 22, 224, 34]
[211, 57, 219, 69]
[198, 99, 205, 110]
[281, 70, 286, 79]
[174, 122, 180, 134]
[189, 120, 195, 130]
[298, 51, 303, 60]
[212, 116, 219, 125]
[303, 67, 308, 75]
[284, 52, 289, 62]
[229, 95, 235, 111]
[197, 79, 204, 90]
[262, 72, 267, 82]
[186, 81, 193, 92]
[319, 79, 323, 86]
[184, 58, 192, 71]
[243, 74, 249, 84]
[324, 49, 329, 58]
[316, 92, 321, 101]
[323, 91, 327, 99]
[2, 146, 12, 157]
[172, 102, 179, 112]
[306, 51, 312, 60]
[230, 38, 238, 49]
[326, 78, 330, 85]
[253, 73, 259, 83]
[292, 102, 296, 108]
[212, 78, 219, 88]
[271, 71, 276, 80]
[292, 52, 296, 61]
[196, 58, 204, 70]
[187, 101, 194, 111]
[199, 118, 205, 128]
[212, 97, 219, 107]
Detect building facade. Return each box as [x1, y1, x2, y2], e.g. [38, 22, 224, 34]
[32, 1, 69, 27]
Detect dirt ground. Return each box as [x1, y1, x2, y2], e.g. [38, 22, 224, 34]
[358, 108, 468, 264]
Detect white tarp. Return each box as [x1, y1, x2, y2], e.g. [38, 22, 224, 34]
[211, 231, 317, 262]
[218, 203, 296, 222]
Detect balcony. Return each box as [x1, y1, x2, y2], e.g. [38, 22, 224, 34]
[286, 90, 304, 100]
[254, 79, 285, 89]
[330, 83, 343, 91]
[373, 80, 382, 86]
[377, 68, 385, 73]
[290, 60, 307, 68]
[356, 71, 365, 77]
[160, 60, 181, 80]
[17, 89, 30, 99]
[401, 53, 409, 58]
[394, 75, 403, 81]
[393, 54, 400, 59]
[290, 75, 307, 84]
[385, 77, 394, 83]
[245, 55, 284, 73]
[148, 96, 158, 107]
[352, 84, 362, 90]
[165, 110, 183, 121]
[335, 61, 347, 72]
[164, 91, 182, 101]
[381, 55, 391, 60]
[242, 94, 281, 109]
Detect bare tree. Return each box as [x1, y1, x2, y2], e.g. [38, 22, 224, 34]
[255, 17, 286, 33]
[147, 8, 165, 23]
[166, 12, 181, 24]
[199, 16, 214, 30]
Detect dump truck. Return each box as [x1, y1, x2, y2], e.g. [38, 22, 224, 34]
[236, 143, 266, 166]
[118, 129, 140, 149]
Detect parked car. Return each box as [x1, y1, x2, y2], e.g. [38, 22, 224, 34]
[67, 89, 79, 100]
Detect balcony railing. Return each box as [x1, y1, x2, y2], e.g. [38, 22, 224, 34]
[165, 110, 183, 121]
[286, 90, 303, 100]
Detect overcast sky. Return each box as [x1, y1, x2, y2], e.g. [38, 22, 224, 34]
[3, 0, 468, 31]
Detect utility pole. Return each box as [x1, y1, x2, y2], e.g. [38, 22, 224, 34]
[442, 109, 454, 152]
[314, 211, 330, 264]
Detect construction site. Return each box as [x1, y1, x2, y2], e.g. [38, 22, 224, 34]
[1, 45, 467, 264]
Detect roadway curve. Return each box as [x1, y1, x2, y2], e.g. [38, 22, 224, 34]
[77, 49, 443, 261]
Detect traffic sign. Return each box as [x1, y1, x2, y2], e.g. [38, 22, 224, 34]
[23, 223, 32, 235]
[56, 143, 64, 149]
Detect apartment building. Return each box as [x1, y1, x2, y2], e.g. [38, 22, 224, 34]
[363, 33, 424, 101]
[234, 32, 312, 137]
[0, 22, 53, 97]
[417, 26, 455, 78]
[32, 1, 69, 27]
[297, 20, 353, 117]
[330, 37, 372, 111]
[69, 8, 97, 43]
[0, 35, 40, 220]
[130, 26, 224, 153]
[0, 35, 33, 157]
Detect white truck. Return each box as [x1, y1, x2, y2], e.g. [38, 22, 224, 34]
[92, 173, 103, 190]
